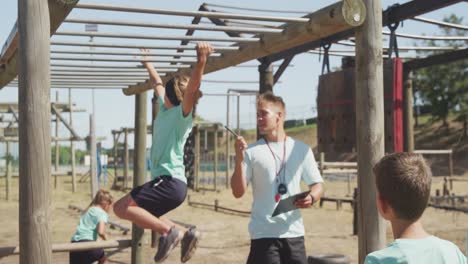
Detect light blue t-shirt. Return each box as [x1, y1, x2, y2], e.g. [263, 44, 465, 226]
[242, 137, 323, 239]
[71, 206, 109, 242]
[151, 96, 193, 183]
[365, 236, 467, 264]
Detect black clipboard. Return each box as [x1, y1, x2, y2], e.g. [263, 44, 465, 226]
[272, 191, 310, 217]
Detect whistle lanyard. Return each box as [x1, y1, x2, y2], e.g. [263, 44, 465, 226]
[264, 135, 287, 187]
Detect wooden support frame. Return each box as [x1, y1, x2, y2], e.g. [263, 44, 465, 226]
[123, 0, 366, 95]
[51, 104, 82, 139]
[0, 0, 78, 88]
[267, 0, 464, 62]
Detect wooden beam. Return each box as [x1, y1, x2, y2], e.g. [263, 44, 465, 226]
[7, 106, 18, 122]
[0, 102, 77, 113]
[404, 48, 468, 72]
[0, 0, 78, 89]
[122, 0, 366, 95]
[18, 0, 53, 262]
[273, 56, 294, 84]
[51, 104, 82, 139]
[267, 0, 464, 62]
[355, 0, 386, 262]
[0, 240, 132, 257]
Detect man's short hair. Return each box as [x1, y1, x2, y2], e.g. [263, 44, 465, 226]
[373, 152, 432, 221]
[257, 91, 285, 111]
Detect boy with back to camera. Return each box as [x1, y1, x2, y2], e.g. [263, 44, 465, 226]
[365, 152, 467, 264]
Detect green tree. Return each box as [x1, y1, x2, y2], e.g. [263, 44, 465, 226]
[414, 14, 468, 129]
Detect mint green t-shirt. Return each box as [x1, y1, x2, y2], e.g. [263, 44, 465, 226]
[71, 206, 108, 242]
[151, 96, 193, 183]
[365, 236, 467, 264]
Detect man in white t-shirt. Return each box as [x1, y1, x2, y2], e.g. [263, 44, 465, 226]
[231, 91, 324, 264]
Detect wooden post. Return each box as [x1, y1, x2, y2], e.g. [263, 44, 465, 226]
[347, 174, 351, 196]
[403, 71, 414, 152]
[124, 128, 129, 189]
[259, 61, 274, 94]
[54, 91, 59, 189]
[214, 199, 219, 212]
[194, 125, 200, 191]
[353, 188, 358, 236]
[90, 114, 98, 199]
[355, 0, 387, 261]
[18, 0, 52, 262]
[213, 124, 218, 191]
[448, 152, 453, 179]
[69, 88, 76, 192]
[204, 129, 208, 151]
[5, 142, 11, 201]
[319, 152, 325, 176]
[112, 132, 118, 185]
[131, 91, 147, 264]
[258, 61, 274, 139]
[225, 93, 230, 189]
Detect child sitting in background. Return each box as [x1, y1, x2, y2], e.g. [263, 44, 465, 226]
[70, 189, 113, 264]
[365, 152, 467, 264]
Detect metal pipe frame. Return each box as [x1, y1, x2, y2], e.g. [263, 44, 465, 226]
[383, 31, 468, 41]
[412, 16, 468, 30]
[10, 82, 143, 86]
[55, 31, 260, 43]
[51, 41, 240, 50]
[50, 50, 221, 57]
[203, 92, 258, 96]
[50, 83, 138, 86]
[203, 3, 308, 14]
[50, 86, 127, 89]
[50, 56, 197, 63]
[51, 68, 177, 73]
[50, 63, 190, 69]
[74, 3, 309, 23]
[48, 73, 155, 77]
[65, 18, 284, 34]
[47, 78, 148, 82]
[336, 40, 462, 51]
[48, 79, 146, 82]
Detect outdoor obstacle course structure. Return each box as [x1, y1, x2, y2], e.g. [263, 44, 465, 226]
[0, 0, 466, 263]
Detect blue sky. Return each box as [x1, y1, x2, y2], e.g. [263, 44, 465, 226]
[0, 0, 466, 153]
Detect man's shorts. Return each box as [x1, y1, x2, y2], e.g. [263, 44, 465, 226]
[247, 236, 307, 264]
[130, 175, 187, 217]
[69, 240, 104, 264]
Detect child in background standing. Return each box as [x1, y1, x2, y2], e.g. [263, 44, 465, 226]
[70, 189, 113, 264]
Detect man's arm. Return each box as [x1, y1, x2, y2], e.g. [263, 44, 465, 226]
[141, 48, 165, 97]
[231, 136, 248, 198]
[294, 182, 324, 208]
[182, 42, 213, 117]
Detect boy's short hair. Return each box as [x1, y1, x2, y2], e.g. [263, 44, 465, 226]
[373, 152, 432, 221]
[257, 91, 285, 111]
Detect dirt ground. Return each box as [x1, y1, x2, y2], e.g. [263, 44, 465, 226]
[0, 174, 467, 264]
